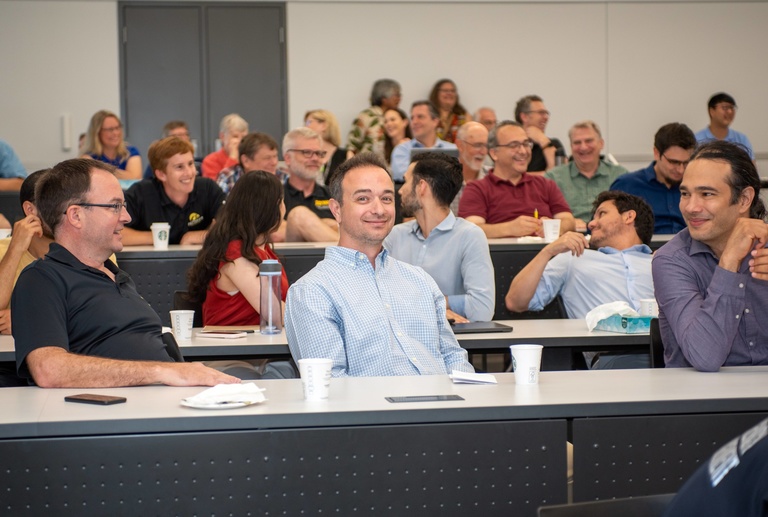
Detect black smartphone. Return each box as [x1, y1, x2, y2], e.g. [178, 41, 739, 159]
[64, 394, 127, 405]
[385, 395, 464, 403]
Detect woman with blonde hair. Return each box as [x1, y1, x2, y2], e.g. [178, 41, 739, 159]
[80, 110, 142, 181]
[305, 109, 348, 184]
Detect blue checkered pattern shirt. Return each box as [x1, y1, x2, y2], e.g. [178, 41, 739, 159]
[285, 246, 474, 377]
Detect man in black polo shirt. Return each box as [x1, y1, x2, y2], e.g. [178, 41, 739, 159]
[122, 137, 225, 245]
[11, 158, 239, 388]
[278, 127, 339, 242]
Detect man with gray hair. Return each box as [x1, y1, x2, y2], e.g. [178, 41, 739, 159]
[473, 107, 497, 133]
[515, 95, 564, 174]
[452, 121, 489, 214]
[201, 113, 249, 179]
[347, 78, 402, 160]
[279, 127, 339, 242]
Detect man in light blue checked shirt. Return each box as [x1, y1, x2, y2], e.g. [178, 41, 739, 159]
[285, 152, 474, 377]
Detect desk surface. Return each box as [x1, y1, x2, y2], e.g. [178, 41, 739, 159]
[1, 366, 767, 440]
[0, 319, 648, 361]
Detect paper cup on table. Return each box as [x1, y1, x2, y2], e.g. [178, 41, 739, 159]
[150, 222, 171, 250]
[169, 310, 194, 341]
[639, 298, 659, 317]
[542, 219, 561, 243]
[510, 344, 543, 385]
[298, 358, 332, 401]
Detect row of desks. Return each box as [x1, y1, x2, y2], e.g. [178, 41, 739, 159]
[0, 319, 651, 371]
[2, 367, 767, 515]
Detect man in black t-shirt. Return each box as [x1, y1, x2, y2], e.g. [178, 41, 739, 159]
[123, 137, 225, 245]
[515, 95, 565, 174]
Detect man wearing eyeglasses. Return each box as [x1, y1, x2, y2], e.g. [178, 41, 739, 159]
[515, 95, 565, 174]
[458, 121, 575, 238]
[122, 137, 225, 246]
[545, 121, 627, 230]
[695, 92, 754, 160]
[11, 158, 241, 388]
[280, 127, 339, 242]
[610, 123, 696, 234]
[452, 122, 489, 214]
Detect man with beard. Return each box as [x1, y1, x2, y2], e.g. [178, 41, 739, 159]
[451, 122, 489, 215]
[545, 121, 627, 230]
[653, 141, 768, 371]
[280, 127, 339, 242]
[285, 153, 474, 377]
[384, 152, 494, 323]
[505, 191, 655, 368]
[611, 123, 696, 234]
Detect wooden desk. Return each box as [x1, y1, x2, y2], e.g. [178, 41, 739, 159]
[0, 320, 649, 371]
[1, 368, 766, 515]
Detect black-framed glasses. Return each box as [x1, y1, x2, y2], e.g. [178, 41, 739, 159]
[287, 149, 327, 159]
[661, 154, 690, 169]
[495, 140, 534, 151]
[66, 202, 127, 215]
[459, 139, 488, 151]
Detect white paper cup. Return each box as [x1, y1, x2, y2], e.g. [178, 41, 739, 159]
[150, 222, 171, 250]
[0, 229, 11, 239]
[639, 298, 659, 317]
[510, 344, 543, 385]
[542, 219, 561, 243]
[170, 310, 195, 341]
[298, 358, 333, 400]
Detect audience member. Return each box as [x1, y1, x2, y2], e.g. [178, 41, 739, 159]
[285, 152, 474, 377]
[383, 108, 412, 165]
[385, 152, 494, 322]
[347, 79, 402, 160]
[281, 127, 339, 242]
[506, 191, 655, 368]
[452, 121, 488, 214]
[0, 138, 27, 190]
[217, 132, 281, 195]
[473, 107, 497, 133]
[545, 121, 627, 228]
[390, 101, 457, 182]
[143, 120, 199, 179]
[11, 158, 240, 388]
[695, 92, 754, 159]
[515, 95, 565, 174]
[123, 137, 225, 245]
[458, 121, 574, 238]
[429, 79, 471, 143]
[81, 110, 142, 182]
[653, 141, 768, 371]
[610, 122, 696, 234]
[201, 113, 248, 179]
[305, 109, 347, 184]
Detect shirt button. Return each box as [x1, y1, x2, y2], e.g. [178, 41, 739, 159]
[397, 332, 402, 337]
[750, 342, 755, 347]
[385, 303, 391, 309]
[745, 309, 750, 314]
[739, 283, 745, 289]
[735, 315, 740, 319]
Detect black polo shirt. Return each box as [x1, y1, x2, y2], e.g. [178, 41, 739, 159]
[124, 177, 225, 244]
[284, 180, 334, 220]
[12, 243, 171, 380]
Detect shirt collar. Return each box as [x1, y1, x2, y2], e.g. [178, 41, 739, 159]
[325, 245, 389, 270]
[597, 243, 653, 255]
[47, 242, 120, 275]
[154, 177, 196, 208]
[569, 160, 611, 179]
[488, 170, 529, 186]
[410, 211, 456, 240]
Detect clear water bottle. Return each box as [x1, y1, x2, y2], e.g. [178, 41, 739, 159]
[259, 259, 282, 335]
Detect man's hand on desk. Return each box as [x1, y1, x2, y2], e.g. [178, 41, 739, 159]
[446, 309, 469, 324]
[157, 361, 242, 387]
[0, 309, 11, 334]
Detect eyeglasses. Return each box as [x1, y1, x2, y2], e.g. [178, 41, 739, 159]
[459, 139, 488, 151]
[525, 110, 550, 117]
[661, 154, 690, 169]
[438, 88, 457, 94]
[495, 140, 534, 151]
[66, 202, 127, 214]
[715, 103, 737, 112]
[100, 125, 123, 133]
[287, 149, 327, 159]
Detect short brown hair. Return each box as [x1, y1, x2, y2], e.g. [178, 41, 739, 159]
[238, 132, 278, 165]
[148, 136, 195, 173]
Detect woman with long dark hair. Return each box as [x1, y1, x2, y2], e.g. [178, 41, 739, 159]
[187, 170, 288, 325]
[428, 79, 471, 143]
[383, 108, 412, 165]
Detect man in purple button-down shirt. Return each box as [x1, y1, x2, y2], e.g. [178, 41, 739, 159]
[652, 141, 768, 371]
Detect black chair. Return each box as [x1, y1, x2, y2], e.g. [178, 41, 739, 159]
[538, 493, 675, 517]
[173, 290, 203, 328]
[0, 363, 27, 387]
[650, 318, 665, 368]
[161, 332, 185, 363]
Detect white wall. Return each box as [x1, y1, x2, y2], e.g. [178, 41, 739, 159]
[1, 0, 767, 172]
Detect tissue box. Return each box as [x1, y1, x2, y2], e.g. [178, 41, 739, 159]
[594, 315, 653, 334]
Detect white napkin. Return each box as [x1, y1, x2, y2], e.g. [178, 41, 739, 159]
[585, 301, 640, 331]
[183, 383, 267, 406]
[450, 370, 497, 385]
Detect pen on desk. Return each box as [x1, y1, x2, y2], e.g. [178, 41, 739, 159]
[534, 208, 538, 219]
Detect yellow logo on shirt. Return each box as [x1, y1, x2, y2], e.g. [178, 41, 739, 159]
[315, 199, 330, 211]
[188, 212, 204, 227]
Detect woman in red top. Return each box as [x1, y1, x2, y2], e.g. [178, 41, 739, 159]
[187, 170, 288, 325]
[428, 79, 471, 143]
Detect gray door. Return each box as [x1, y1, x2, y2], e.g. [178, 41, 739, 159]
[120, 3, 287, 161]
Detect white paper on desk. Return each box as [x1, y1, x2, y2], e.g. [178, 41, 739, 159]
[450, 370, 497, 385]
[183, 382, 267, 405]
[585, 301, 639, 331]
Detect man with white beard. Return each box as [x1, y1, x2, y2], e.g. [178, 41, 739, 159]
[451, 122, 489, 214]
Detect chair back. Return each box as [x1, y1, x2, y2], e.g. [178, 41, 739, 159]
[161, 332, 185, 363]
[650, 318, 665, 368]
[173, 290, 203, 328]
[538, 493, 675, 517]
